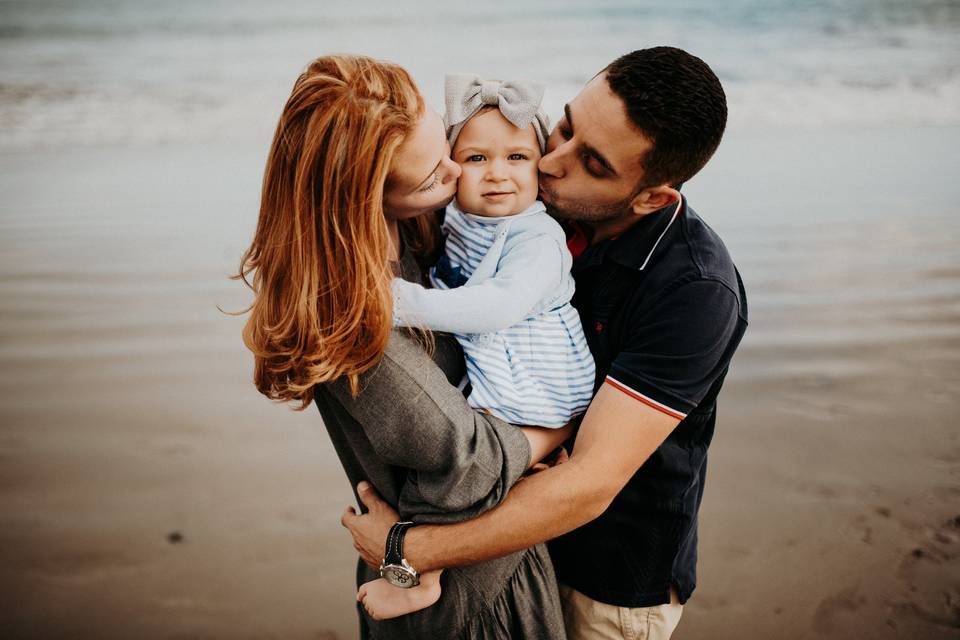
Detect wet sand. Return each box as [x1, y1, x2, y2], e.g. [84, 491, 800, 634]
[1, 127, 958, 639]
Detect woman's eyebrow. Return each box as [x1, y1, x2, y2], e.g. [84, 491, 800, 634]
[564, 103, 619, 177]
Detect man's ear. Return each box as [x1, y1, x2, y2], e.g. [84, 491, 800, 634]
[629, 185, 680, 216]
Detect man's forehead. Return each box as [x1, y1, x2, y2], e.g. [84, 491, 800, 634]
[568, 74, 651, 174]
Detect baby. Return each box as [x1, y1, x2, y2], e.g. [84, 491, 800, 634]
[359, 74, 596, 619]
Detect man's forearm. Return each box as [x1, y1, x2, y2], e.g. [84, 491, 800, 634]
[403, 455, 606, 572]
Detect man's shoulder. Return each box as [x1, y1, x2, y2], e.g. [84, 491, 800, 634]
[654, 204, 742, 300]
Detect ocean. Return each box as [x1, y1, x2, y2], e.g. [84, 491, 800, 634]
[1, 0, 958, 148]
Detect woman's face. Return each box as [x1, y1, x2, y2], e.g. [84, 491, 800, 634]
[383, 107, 460, 220]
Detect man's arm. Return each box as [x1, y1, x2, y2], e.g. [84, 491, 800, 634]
[344, 277, 743, 567]
[343, 380, 679, 571]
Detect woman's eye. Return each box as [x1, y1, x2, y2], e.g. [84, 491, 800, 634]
[508, 153, 527, 161]
[466, 154, 484, 162]
[418, 172, 439, 192]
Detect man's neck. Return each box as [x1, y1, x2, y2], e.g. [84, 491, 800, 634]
[584, 212, 645, 245]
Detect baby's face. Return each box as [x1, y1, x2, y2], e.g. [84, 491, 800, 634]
[451, 109, 541, 218]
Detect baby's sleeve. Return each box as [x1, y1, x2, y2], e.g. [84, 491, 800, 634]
[392, 234, 563, 334]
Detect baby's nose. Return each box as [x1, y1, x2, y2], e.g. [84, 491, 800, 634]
[485, 160, 508, 180]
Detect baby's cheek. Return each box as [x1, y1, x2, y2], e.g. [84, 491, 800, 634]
[528, 166, 540, 188]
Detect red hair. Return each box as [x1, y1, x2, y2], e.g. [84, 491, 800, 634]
[237, 55, 436, 408]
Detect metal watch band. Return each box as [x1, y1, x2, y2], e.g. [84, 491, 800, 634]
[384, 520, 414, 566]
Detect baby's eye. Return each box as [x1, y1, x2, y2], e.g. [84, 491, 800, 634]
[466, 154, 485, 162]
[508, 153, 527, 161]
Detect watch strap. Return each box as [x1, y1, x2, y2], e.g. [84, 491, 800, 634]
[384, 520, 415, 566]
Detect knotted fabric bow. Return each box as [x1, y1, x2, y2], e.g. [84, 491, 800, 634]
[444, 74, 551, 152]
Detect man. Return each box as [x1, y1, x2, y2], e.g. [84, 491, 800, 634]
[344, 47, 748, 639]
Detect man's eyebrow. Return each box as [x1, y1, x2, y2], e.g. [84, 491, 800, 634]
[564, 103, 619, 177]
[564, 103, 574, 131]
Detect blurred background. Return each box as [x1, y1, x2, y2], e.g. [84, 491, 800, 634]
[1, 1, 958, 638]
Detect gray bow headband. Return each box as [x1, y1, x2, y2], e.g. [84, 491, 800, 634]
[444, 74, 551, 152]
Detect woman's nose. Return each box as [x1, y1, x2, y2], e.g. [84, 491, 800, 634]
[441, 156, 461, 182]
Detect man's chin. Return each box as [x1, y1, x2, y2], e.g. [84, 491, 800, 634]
[543, 199, 577, 221]
[538, 188, 564, 219]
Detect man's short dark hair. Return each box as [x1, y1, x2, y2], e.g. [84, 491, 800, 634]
[605, 47, 727, 189]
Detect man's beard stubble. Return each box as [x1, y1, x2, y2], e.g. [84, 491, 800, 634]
[539, 177, 636, 225]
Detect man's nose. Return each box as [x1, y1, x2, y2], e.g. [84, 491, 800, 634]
[539, 143, 568, 178]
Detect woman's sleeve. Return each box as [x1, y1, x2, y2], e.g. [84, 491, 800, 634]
[392, 235, 563, 334]
[324, 330, 532, 524]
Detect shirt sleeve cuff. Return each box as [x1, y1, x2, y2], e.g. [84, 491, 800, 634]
[604, 374, 689, 421]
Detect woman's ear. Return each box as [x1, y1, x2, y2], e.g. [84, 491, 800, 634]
[629, 185, 680, 216]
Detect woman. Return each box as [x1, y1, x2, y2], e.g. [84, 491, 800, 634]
[238, 55, 567, 639]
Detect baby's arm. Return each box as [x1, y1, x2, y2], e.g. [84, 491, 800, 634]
[393, 235, 562, 334]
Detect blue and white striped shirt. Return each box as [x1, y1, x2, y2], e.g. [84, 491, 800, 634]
[393, 200, 595, 427]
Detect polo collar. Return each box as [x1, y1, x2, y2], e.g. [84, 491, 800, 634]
[606, 194, 684, 271]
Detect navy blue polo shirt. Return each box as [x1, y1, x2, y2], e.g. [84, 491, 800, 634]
[547, 194, 748, 608]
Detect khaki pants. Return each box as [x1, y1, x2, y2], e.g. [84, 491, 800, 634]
[559, 583, 683, 640]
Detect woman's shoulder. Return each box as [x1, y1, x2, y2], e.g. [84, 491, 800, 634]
[319, 330, 456, 397]
[319, 330, 463, 400]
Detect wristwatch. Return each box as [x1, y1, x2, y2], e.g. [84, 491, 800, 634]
[379, 520, 420, 588]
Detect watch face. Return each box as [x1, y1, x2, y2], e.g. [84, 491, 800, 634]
[382, 564, 417, 588]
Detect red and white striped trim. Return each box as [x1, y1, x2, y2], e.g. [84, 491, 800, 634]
[605, 376, 687, 421]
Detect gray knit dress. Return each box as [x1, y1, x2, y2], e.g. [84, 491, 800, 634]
[314, 248, 566, 640]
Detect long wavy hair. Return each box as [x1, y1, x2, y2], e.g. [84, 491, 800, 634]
[237, 55, 438, 409]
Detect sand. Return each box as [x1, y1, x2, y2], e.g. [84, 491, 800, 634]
[1, 127, 958, 639]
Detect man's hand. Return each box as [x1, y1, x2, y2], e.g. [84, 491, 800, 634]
[341, 481, 398, 569]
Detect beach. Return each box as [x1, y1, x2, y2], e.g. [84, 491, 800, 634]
[1, 125, 957, 639]
[2, 0, 959, 637]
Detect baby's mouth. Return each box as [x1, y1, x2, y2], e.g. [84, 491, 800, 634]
[482, 191, 514, 200]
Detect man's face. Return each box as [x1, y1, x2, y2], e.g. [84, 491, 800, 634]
[538, 72, 653, 223]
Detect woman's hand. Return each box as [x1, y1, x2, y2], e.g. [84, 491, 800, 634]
[342, 481, 399, 570]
